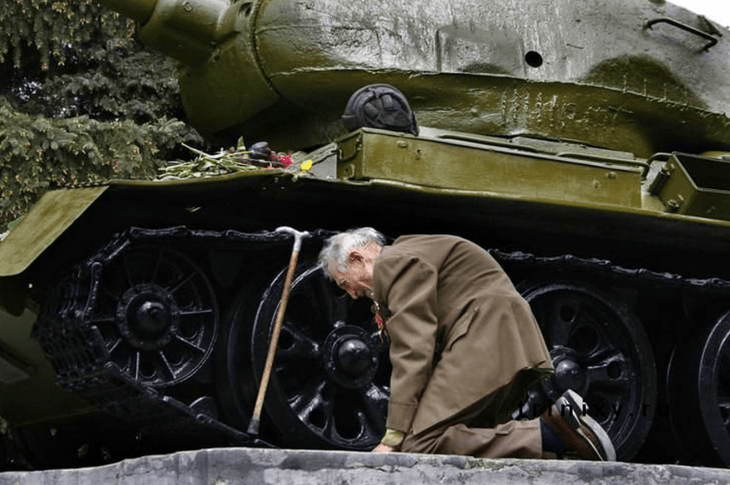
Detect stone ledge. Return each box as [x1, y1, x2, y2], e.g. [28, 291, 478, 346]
[1, 447, 728, 485]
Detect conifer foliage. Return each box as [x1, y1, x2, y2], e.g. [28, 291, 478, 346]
[0, 0, 203, 226]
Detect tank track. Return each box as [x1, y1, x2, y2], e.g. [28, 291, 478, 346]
[32, 227, 330, 448]
[31, 226, 730, 450]
[489, 249, 730, 294]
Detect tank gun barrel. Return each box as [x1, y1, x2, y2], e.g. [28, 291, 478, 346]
[97, 0, 237, 65]
[97, 0, 156, 23]
[96, 0, 280, 133]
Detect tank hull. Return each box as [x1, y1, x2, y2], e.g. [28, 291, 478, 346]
[2, 128, 730, 466]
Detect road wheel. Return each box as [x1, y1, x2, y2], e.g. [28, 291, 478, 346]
[519, 280, 657, 461]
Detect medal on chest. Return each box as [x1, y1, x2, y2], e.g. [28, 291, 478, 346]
[371, 301, 389, 343]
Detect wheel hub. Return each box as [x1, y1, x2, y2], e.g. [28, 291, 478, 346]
[323, 325, 379, 389]
[337, 337, 373, 376]
[552, 351, 588, 395]
[134, 301, 170, 337]
[117, 284, 179, 351]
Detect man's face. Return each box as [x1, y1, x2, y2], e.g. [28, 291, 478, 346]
[329, 253, 374, 300]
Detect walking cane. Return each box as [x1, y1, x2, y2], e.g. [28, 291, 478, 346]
[247, 226, 310, 437]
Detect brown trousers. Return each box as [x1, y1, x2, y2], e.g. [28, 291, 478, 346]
[401, 419, 541, 458]
[401, 369, 545, 459]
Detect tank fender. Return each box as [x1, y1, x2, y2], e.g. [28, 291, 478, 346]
[0, 186, 108, 278]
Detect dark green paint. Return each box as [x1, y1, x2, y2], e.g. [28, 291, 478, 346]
[339, 129, 643, 209]
[97, 0, 730, 156]
[652, 153, 730, 220]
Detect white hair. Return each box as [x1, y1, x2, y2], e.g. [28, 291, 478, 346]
[318, 227, 386, 278]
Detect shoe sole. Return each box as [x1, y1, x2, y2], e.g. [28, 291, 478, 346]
[559, 390, 617, 461]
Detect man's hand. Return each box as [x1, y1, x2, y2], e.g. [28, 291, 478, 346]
[372, 442, 397, 453]
[374, 428, 405, 452]
[374, 428, 404, 452]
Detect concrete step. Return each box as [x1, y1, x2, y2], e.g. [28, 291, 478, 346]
[1, 447, 728, 485]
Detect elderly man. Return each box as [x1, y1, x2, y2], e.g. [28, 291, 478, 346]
[318, 227, 615, 460]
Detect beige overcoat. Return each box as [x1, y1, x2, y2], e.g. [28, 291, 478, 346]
[372, 235, 552, 435]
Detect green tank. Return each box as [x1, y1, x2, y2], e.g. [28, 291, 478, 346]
[1, 0, 730, 469]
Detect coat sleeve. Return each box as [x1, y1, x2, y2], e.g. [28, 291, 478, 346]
[373, 253, 439, 433]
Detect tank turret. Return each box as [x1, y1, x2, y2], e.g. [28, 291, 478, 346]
[99, 0, 730, 156]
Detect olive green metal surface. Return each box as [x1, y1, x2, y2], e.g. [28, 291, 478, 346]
[97, 0, 156, 23]
[99, 0, 730, 156]
[0, 186, 107, 278]
[653, 153, 730, 220]
[339, 129, 643, 210]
